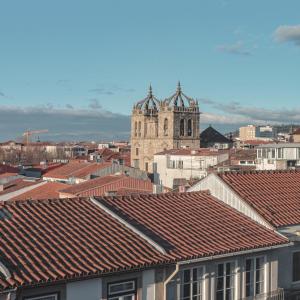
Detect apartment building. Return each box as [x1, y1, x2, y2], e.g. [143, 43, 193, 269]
[256, 143, 300, 170]
[153, 148, 229, 189]
[239, 125, 276, 142]
[188, 170, 300, 297]
[0, 192, 288, 299]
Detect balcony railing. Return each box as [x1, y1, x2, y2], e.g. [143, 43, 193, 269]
[241, 288, 284, 300]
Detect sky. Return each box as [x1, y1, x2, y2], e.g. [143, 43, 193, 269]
[0, 0, 300, 141]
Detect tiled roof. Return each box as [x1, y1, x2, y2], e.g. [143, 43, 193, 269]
[218, 170, 300, 227]
[0, 197, 166, 291]
[230, 149, 256, 161]
[60, 175, 152, 197]
[0, 179, 40, 197]
[11, 182, 69, 201]
[293, 128, 300, 135]
[0, 193, 287, 291]
[155, 148, 227, 156]
[43, 162, 111, 180]
[97, 192, 287, 259]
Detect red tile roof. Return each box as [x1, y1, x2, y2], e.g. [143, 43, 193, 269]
[294, 128, 300, 135]
[0, 198, 165, 291]
[43, 162, 111, 180]
[0, 179, 41, 197]
[11, 182, 69, 201]
[0, 192, 287, 291]
[218, 170, 300, 227]
[60, 175, 152, 197]
[97, 192, 287, 260]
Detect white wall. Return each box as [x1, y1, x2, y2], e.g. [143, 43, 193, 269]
[142, 270, 155, 300]
[66, 278, 102, 300]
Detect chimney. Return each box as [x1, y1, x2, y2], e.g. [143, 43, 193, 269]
[0, 185, 4, 192]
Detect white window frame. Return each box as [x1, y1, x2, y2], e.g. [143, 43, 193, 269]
[25, 294, 58, 300]
[108, 280, 136, 300]
[215, 261, 236, 300]
[177, 266, 205, 300]
[244, 256, 266, 297]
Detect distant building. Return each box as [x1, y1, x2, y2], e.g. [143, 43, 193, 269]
[153, 148, 228, 189]
[239, 125, 276, 141]
[292, 128, 300, 143]
[200, 125, 232, 149]
[256, 143, 300, 170]
[130, 83, 200, 173]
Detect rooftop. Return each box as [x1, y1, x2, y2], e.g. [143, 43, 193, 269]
[257, 143, 300, 148]
[11, 182, 69, 201]
[0, 192, 287, 291]
[218, 170, 300, 227]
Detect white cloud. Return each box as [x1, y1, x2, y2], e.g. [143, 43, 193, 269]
[217, 41, 252, 56]
[274, 25, 300, 46]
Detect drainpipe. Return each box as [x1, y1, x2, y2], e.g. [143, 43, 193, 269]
[163, 263, 179, 300]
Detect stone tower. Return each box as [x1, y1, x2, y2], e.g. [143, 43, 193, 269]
[130, 82, 200, 173]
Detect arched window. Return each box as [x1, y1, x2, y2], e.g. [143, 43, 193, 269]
[180, 119, 185, 136]
[144, 123, 147, 137]
[164, 118, 168, 136]
[187, 119, 192, 136]
[138, 121, 141, 137]
[134, 121, 137, 137]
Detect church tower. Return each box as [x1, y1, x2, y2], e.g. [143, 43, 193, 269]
[131, 83, 200, 173]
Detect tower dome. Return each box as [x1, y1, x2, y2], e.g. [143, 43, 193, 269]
[134, 85, 161, 112]
[163, 82, 198, 108]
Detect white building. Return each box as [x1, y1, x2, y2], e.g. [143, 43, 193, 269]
[153, 148, 229, 189]
[256, 143, 300, 170]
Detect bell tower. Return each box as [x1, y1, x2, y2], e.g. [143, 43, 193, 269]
[130, 83, 200, 173]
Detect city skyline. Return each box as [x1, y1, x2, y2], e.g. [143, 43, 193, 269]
[1, 0, 300, 140]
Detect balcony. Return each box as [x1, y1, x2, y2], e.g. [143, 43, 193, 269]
[242, 288, 284, 300]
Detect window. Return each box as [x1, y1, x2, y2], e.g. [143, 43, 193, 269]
[187, 119, 192, 136]
[135, 148, 139, 156]
[145, 162, 149, 172]
[179, 267, 204, 300]
[164, 118, 169, 136]
[138, 121, 141, 137]
[216, 262, 235, 300]
[293, 252, 300, 282]
[134, 121, 137, 137]
[278, 148, 283, 159]
[108, 280, 136, 300]
[144, 123, 147, 137]
[178, 160, 183, 169]
[245, 257, 265, 297]
[180, 119, 185, 136]
[25, 295, 58, 300]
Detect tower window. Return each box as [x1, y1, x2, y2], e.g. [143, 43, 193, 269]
[138, 121, 141, 137]
[180, 119, 185, 136]
[136, 148, 139, 156]
[164, 118, 168, 136]
[134, 121, 137, 137]
[144, 123, 147, 137]
[187, 119, 192, 136]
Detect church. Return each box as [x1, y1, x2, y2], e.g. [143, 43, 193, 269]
[130, 83, 200, 173]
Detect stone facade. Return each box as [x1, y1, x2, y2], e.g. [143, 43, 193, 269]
[130, 83, 200, 173]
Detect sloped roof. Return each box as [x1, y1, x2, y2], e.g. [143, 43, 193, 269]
[97, 192, 287, 259]
[200, 126, 231, 144]
[0, 192, 287, 291]
[218, 170, 300, 227]
[11, 182, 68, 201]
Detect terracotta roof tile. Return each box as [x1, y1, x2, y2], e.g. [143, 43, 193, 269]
[96, 192, 287, 259]
[218, 170, 300, 227]
[0, 179, 41, 197]
[11, 182, 69, 201]
[0, 192, 287, 291]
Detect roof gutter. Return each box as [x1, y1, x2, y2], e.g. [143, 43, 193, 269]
[178, 242, 292, 266]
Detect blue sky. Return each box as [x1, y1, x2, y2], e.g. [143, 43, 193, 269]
[0, 0, 300, 140]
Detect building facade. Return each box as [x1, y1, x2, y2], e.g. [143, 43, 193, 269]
[256, 143, 300, 170]
[130, 83, 200, 173]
